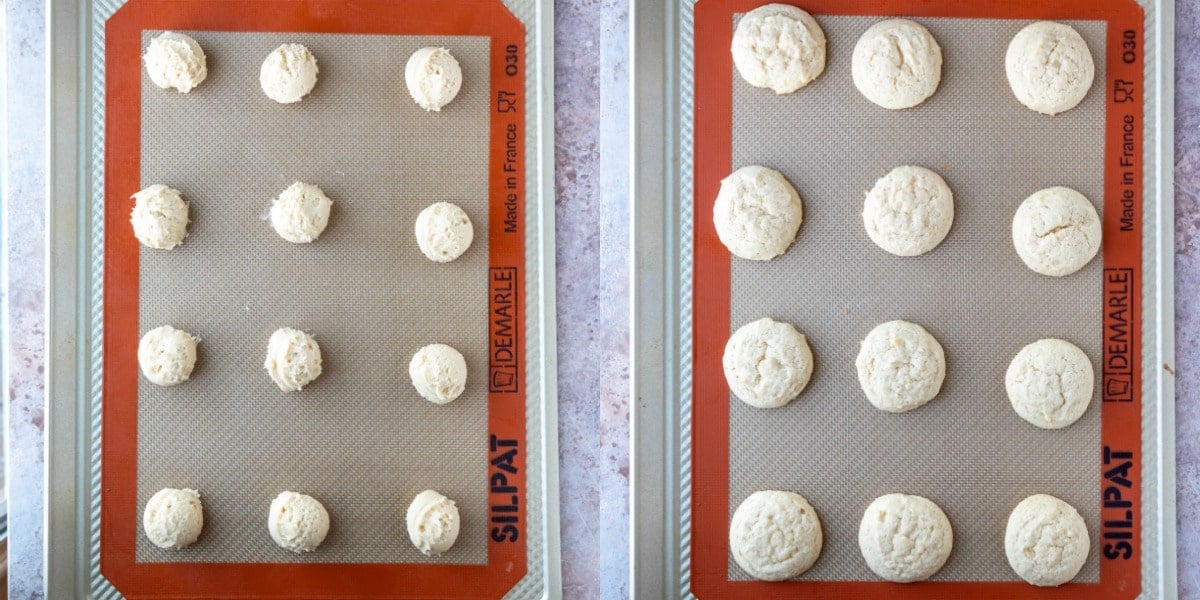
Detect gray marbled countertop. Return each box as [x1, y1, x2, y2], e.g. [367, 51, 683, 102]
[3, 1, 1195, 598]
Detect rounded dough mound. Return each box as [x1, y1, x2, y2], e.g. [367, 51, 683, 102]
[1006, 339, 1094, 429]
[1006, 21, 1095, 115]
[143, 488, 204, 549]
[723, 318, 814, 409]
[138, 325, 198, 386]
[143, 32, 207, 93]
[406, 489, 462, 556]
[852, 19, 943, 110]
[858, 493, 953, 582]
[263, 328, 323, 392]
[406, 47, 464, 111]
[863, 165, 954, 256]
[856, 320, 946, 413]
[271, 182, 332, 243]
[1012, 186, 1101, 276]
[1005, 494, 1090, 586]
[729, 490, 823, 581]
[268, 491, 330, 553]
[415, 202, 474, 262]
[730, 4, 826, 94]
[713, 165, 803, 261]
[260, 43, 319, 104]
[409, 343, 468, 404]
[131, 184, 189, 250]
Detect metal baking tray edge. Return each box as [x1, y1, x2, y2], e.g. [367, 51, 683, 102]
[46, 1, 560, 598]
[630, 0, 1176, 597]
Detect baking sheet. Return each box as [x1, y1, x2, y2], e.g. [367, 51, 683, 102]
[136, 31, 490, 564]
[727, 16, 1105, 582]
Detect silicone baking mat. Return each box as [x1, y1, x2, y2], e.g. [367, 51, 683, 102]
[727, 16, 1104, 582]
[136, 30, 490, 565]
[687, 0, 1147, 597]
[100, 1, 533, 597]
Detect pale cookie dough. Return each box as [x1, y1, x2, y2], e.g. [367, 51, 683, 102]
[852, 19, 943, 110]
[138, 325, 198, 386]
[1012, 186, 1101, 276]
[723, 317, 814, 409]
[729, 490, 823, 581]
[263, 328, 323, 392]
[415, 202, 474, 262]
[143, 488, 204, 549]
[406, 489, 462, 556]
[409, 343, 468, 405]
[271, 181, 332, 243]
[731, 4, 827, 94]
[260, 43, 319, 104]
[858, 493, 953, 582]
[863, 165, 954, 256]
[268, 491, 330, 553]
[131, 184, 189, 250]
[713, 165, 803, 261]
[856, 320, 946, 413]
[143, 32, 207, 93]
[1006, 339, 1094, 429]
[1005, 494, 1090, 586]
[406, 47, 463, 111]
[1006, 21, 1095, 115]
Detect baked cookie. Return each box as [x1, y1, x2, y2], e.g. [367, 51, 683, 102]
[858, 493, 953, 582]
[713, 165, 803, 261]
[1006, 338, 1094, 429]
[730, 490, 823, 581]
[856, 320, 946, 413]
[1005, 494, 1090, 586]
[731, 4, 826, 94]
[863, 165, 954, 256]
[1012, 186, 1101, 276]
[852, 19, 943, 109]
[723, 317, 814, 409]
[1006, 21, 1095, 115]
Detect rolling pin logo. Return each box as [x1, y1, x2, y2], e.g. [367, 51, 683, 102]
[490, 267, 520, 393]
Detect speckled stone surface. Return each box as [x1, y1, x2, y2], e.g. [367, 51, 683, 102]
[4, 1, 629, 598]
[1174, 2, 1200, 596]
[3, 2, 1195, 600]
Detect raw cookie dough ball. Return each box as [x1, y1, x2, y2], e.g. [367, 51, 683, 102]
[268, 491, 330, 553]
[409, 343, 468, 405]
[143, 32, 207, 93]
[856, 320, 946, 413]
[260, 43, 319, 103]
[143, 488, 204, 549]
[863, 165, 954, 256]
[730, 4, 827, 94]
[131, 184, 189, 250]
[723, 317, 814, 409]
[415, 202, 474, 262]
[271, 181, 332, 243]
[1006, 22, 1095, 115]
[1006, 339, 1094, 429]
[263, 328, 323, 392]
[852, 19, 943, 109]
[138, 325, 198, 386]
[858, 493, 953, 582]
[406, 47, 463, 111]
[1005, 494, 1090, 586]
[729, 490, 823, 581]
[406, 489, 461, 555]
[1012, 186, 1101, 276]
[713, 165, 803, 261]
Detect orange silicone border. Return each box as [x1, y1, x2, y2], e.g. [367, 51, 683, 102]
[102, 1, 528, 597]
[690, 1, 1144, 598]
